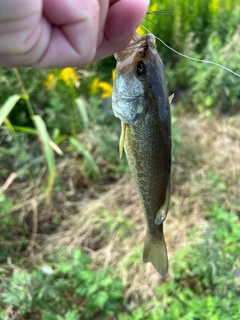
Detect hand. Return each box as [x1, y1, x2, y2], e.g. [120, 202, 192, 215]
[0, 0, 149, 68]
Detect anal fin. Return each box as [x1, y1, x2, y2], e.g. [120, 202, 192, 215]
[155, 181, 171, 225]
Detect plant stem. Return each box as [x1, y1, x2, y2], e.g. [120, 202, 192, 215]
[13, 68, 35, 118]
[69, 84, 76, 137]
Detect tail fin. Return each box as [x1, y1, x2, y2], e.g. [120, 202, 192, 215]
[143, 231, 168, 276]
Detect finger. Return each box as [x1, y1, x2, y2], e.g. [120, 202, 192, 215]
[0, 0, 40, 20]
[0, 18, 50, 67]
[0, 0, 42, 55]
[0, 0, 47, 66]
[94, 0, 149, 61]
[97, 0, 109, 46]
[0, 0, 102, 67]
[37, 0, 100, 67]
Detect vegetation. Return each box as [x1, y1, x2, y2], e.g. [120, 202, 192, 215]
[0, 204, 239, 319]
[0, 0, 240, 319]
[144, 0, 240, 114]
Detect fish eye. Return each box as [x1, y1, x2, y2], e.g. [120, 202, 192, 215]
[136, 61, 146, 76]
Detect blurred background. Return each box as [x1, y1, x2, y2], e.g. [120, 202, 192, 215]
[0, 0, 239, 319]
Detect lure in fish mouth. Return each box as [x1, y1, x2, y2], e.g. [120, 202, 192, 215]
[112, 33, 173, 276]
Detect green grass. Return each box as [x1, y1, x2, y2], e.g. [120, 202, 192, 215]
[0, 206, 239, 319]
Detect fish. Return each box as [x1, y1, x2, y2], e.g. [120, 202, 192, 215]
[112, 33, 172, 276]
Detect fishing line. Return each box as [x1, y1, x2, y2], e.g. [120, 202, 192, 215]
[140, 24, 240, 78]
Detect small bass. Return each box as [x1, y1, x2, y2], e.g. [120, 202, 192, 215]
[112, 34, 172, 276]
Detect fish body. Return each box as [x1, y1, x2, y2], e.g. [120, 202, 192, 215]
[112, 34, 171, 276]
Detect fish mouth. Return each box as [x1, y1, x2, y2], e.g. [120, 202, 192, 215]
[112, 93, 146, 125]
[112, 91, 143, 105]
[119, 95, 143, 102]
[113, 95, 147, 125]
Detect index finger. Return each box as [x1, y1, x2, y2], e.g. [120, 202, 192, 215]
[94, 0, 149, 61]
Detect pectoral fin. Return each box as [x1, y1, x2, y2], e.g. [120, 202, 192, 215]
[119, 122, 127, 158]
[155, 182, 171, 225]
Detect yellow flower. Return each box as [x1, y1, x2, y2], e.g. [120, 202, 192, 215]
[98, 81, 113, 98]
[58, 67, 79, 86]
[89, 77, 100, 95]
[89, 75, 113, 99]
[137, 25, 146, 36]
[44, 73, 55, 90]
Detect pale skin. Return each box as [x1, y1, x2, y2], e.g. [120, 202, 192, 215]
[0, 0, 149, 68]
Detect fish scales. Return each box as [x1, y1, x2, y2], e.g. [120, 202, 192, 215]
[125, 104, 171, 237]
[112, 34, 171, 276]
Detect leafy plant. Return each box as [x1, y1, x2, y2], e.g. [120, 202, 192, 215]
[144, 0, 240, 59]
[181, 29, 240, 114]
[0, 65, 117, 194]
[120, 206, 240, 319]
[0, 250, 125, 319]
[0, 70, 57, 195]
[157, 206, 240, 319]
[143, 0, 240, 115]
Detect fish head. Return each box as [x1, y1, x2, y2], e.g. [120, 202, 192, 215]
[112, 34, 168, 125]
